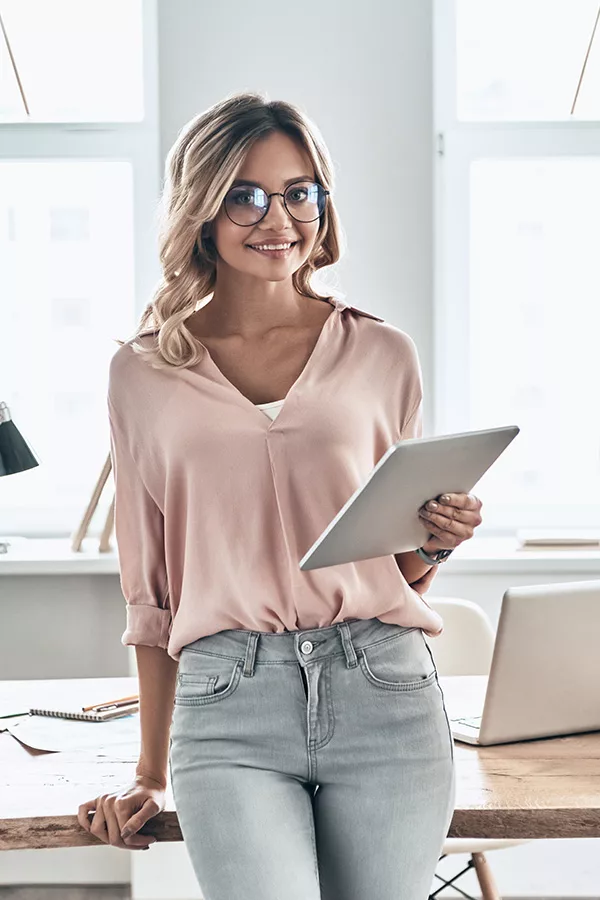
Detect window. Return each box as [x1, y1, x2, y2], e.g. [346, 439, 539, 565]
[1, 0, 159, 537]
[0, 0, 144, 121]
[456, 0, 600, 121]
[434, 0, 600, 532]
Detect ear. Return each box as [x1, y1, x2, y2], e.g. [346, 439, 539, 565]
[196, 223, 217, 261]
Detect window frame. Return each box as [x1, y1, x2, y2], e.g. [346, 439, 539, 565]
[433, 0, 600, 535]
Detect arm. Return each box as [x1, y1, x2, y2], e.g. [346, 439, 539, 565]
[393, 354, 439, 594]
[77, 645, 176, 844]
[77, 365, 178, 846]
[108, 378, 175, 784]
[393, 549, 436, 593]
[134, 645, 179, 787]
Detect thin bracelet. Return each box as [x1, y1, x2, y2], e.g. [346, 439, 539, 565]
[415, 546, 442, 566]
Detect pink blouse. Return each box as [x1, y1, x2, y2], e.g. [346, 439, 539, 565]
[108, 297, 443, 661]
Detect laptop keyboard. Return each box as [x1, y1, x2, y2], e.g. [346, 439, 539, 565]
[451, 715, 482, 728]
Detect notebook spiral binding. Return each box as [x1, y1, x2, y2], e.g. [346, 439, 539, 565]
[28, 704, 139, 721]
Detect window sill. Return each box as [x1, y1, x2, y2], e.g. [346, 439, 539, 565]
[0, 537, 119, 575]
[0, 536, 599, 577]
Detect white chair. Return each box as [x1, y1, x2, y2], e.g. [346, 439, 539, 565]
[424, 597, 531, 900]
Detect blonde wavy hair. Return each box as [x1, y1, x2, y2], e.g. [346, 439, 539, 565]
[122, 90, 346, 370]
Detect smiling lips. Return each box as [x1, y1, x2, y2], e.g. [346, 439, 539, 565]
[246, 241, 298, 258]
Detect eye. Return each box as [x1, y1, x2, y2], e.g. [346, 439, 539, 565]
[231, 189, 254, 206]
[287, 186, 309, 203]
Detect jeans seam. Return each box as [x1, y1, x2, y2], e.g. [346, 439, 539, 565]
[422, 638, 455, 763]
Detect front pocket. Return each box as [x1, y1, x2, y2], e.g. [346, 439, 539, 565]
[175, 650, 243, 705]
[358, 628, 437, 692]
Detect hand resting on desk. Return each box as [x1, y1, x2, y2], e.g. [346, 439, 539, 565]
[77, 773, 165, 850]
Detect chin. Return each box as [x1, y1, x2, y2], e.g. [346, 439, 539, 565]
[232, 254, 306, 279]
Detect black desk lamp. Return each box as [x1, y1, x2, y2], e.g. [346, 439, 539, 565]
[0, 401, 40, 554]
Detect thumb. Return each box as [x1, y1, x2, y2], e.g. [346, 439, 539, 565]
[120, 797, 160, 837]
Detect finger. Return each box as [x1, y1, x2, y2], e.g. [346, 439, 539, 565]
[103, 799, 130, 849]
[77, 799, 96, 833]
[114, 799, 158, 850]
[123, 832, 157, 850]
[422, 504, 468, 523]
[420, 508, 466, 530]
[120, 797, 161, 840]
[422, 500, 482, 526]
[438, 492, 481, 511]
[418, 516, 467, 546]
[89, 798, 110, 845]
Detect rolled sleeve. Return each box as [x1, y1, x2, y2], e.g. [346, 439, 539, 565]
[108, 390, 172, 651]
[122, 604, 172, 650]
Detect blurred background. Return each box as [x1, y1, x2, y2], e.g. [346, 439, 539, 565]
[1, 0, 599, 897]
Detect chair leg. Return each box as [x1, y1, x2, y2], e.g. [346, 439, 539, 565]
[471, 852, 502, 900]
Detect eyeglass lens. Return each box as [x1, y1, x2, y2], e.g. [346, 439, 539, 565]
[225, 181, 326, 225]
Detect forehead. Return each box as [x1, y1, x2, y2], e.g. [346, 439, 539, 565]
[232, 132, 315, 190]
[230, 175, 314, 189]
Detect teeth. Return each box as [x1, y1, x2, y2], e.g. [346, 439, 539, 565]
[250, 242, 294, 251]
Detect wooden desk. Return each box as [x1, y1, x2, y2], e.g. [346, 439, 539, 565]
[1, 675, 599, 850]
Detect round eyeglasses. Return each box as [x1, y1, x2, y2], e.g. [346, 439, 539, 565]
[224, 179, 330, 226]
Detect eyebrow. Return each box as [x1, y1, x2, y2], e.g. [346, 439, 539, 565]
[231, 175, 314, 188]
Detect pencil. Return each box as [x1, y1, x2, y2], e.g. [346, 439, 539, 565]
[82, 694, 139, 712]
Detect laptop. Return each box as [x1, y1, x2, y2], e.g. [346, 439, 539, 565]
[448, 579, 600, 745]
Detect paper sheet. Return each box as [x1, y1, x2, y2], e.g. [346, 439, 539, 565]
[7, 713, 141, 755]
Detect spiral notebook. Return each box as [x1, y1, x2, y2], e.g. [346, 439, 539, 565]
[28, 702, 139, 722]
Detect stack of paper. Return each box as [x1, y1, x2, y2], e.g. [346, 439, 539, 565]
[7, 713, 141, 759]
[517, 529, 600, 550]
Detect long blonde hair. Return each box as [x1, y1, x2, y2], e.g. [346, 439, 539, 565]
[124, 91, 345, 369]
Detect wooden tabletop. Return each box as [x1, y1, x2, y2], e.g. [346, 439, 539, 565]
[1, 675, 599, 850]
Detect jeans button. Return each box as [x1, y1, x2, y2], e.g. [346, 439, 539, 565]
[300, 640, 314, 654]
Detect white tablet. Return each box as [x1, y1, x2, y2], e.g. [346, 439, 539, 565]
[298, 425, 520, 571]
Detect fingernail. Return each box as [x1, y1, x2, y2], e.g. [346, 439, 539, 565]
[441, 495, 450, 503]
[427, 501, 438, 510]
[121, 830, 131, 839]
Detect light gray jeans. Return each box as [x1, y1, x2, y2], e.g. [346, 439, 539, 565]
[169, 616, 456, 900]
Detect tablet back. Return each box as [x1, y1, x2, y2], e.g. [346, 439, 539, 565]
[299, 425, 519, 570]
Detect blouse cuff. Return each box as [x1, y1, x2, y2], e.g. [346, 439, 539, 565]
[417, 593, 444, 637]
[410, 568, 444, 637]
[121, 604, 172, 650]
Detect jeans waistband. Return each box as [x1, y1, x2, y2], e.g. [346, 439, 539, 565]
[181, 617, 419, 675]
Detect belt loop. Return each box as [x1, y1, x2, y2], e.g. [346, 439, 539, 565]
[242, 631, 259, 677]
[337, 621, 358, 668]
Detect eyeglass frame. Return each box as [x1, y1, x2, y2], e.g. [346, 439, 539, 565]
[223, 179, 331, 226]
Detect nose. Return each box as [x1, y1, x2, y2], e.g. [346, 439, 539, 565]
[261, 192, 294, 228]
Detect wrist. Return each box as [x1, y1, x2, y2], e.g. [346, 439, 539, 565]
[135, 768, 167, 790]
[421, 538, 438, 555]
[415, 544, 454, 565]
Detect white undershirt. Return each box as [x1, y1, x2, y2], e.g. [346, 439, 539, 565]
[255, 398, 285, 422]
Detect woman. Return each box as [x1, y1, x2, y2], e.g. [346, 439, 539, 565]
[78, 91, 483, 900]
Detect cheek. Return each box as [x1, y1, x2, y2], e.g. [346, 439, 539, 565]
[297, 224, 319, 256]
[212, 222, 248, 259]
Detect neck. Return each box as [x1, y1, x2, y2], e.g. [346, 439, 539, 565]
[196, 279, 324, 340]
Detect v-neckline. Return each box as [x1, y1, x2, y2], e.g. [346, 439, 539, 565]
[198, 296, 346, 432]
